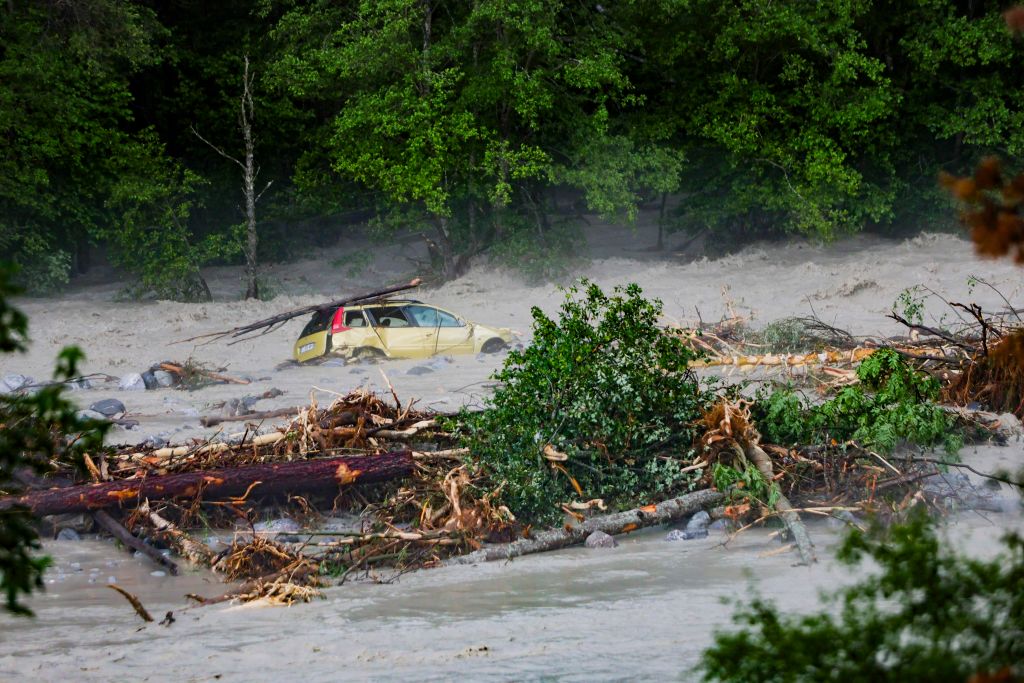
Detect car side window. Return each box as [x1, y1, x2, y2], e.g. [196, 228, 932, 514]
[344, 310, 366, 327]
[369, 306, 411, 328]
[405, 305, 463, 328]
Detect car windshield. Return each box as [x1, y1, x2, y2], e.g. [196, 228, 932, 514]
[405, 305, 463, 328]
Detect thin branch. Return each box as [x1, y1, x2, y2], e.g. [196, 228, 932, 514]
[191, 125, 244, 169]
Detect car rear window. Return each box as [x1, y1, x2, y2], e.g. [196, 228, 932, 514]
[300, 309, 332, 337]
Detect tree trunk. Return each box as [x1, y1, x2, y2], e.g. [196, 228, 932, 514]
[0, 451, 413, 517]
[241, 55, 259, 300]
[656, 192, 667, 251]
[745, 443, 816, 565]
[445, 489, 724, 565]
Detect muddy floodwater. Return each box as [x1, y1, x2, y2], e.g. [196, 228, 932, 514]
[1, 224, 1023, 680]
[1, 527, 850, 681]
[2, 471, 1021, 683]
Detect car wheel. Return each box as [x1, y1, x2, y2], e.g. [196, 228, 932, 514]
[481, 338, 507, 354]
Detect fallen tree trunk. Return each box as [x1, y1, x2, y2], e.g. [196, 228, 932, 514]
[745, 443, 816, 566]
[0, 451, 414, 517]
[445, 488, 724, 565]
[92, 509, 180, 576]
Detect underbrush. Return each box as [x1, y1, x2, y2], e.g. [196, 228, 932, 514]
[754, 349, 961, 455]
[701, 514, 1024, 682]
[455, 280, 712, 525]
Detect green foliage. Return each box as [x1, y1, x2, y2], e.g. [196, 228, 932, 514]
[700, 513, 1024, 682]
[0, 267, 109, 615]
[895, 286, 927, 326]
[711, 463, 780, 508]
[756, 349, 960, 454]
[456, 281, 710, 524]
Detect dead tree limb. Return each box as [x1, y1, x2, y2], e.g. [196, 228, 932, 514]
[444, 489, 724, 565]
[173, 278, 421, 345]
[92, 509, 180, 576]
[200, 406, 300, 428]
[0, 451, 414, 517]
[745, 443, 817, 565]
[107, 584, 154, 622]
[140, 501, 216, 568]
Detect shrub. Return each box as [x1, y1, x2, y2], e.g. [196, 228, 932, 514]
[756, 349, 960, 454]
[457, 280, 711, 525]
[0, 267, 108, 615]
[700, 514, 1024, 682]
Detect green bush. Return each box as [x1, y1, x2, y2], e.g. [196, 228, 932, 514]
[756, 349, 960, 454]
[0, 266, 108, 615]
[456, 280, 711, 525]
[700, 514, 1024, 682]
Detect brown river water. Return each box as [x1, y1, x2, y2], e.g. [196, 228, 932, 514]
[1, 224, 1022, 680]
[2, 472, 1020, 683]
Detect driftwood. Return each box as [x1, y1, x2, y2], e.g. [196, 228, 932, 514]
[159, 362, 249, 386]
[92, 509, 180, 576]
[445, 488, 724, 565]
[0, 451, 414, 517]
[107, 584, 154, 622]
[745, 443, 817, 565]
[140, 501, 216, 568]
[200, 407, 301, 428]
[175, 278, 422, 345]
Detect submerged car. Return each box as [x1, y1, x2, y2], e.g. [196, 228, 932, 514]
[293, 299, 515, 362]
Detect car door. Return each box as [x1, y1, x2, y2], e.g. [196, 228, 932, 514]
[404, 305, 474, 354]
[368, 305, 432, 358]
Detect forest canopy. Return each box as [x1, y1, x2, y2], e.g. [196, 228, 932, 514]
[2, 0, 1022, 294]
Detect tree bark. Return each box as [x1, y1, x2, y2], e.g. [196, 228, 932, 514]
[241, 55, 259, 300]
[445, 489, 724, 565]
[745, 443, 816, 565]
[0, 452, 413, 517]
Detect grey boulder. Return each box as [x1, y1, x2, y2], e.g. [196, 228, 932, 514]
[89, 398, 126, 418]
[153, 370, 177, 388]
[584, 530, 618, 548]
[118, 373, 147, 392]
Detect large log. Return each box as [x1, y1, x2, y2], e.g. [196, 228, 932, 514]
[445, 488, 725, 565]
[0, 451, 413, 517]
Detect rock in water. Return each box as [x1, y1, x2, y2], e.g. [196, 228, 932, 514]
[90, 398, 127, 418]
[153, 370, 177, 388]
[407, 365, 435, 376]
[664, 529, 688, 542]
[118, 373, 147, 392]
[584, 530, 618, 548]
[56, 528, 81, 541]
[75, 409, 110, 422]
[685, 510, 711, 532]
[1, 373, 32, 393]
[141, 370, 159, 390]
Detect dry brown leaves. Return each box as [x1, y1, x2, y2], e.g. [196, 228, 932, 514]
[697, 399, 760, 468]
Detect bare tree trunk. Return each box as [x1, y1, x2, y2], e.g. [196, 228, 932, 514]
[656, 192, 667, 251]
[240, 56, 259, 300]
[445, 489, 724, 565]
[192, 55, 269, 301]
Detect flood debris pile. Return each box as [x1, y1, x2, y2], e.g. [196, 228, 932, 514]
[2, 280, 1021, 616]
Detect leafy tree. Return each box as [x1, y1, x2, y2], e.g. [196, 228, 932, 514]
[0, 0, 165, 290]
[0, 268, 108, 615]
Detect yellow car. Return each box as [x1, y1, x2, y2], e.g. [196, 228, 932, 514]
[293, 299, 515, 363]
